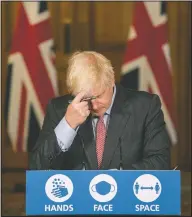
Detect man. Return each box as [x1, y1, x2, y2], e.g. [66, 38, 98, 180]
[29, 51, 171, 170]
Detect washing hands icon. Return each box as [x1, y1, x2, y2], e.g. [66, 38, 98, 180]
[51, 178, 68, 198]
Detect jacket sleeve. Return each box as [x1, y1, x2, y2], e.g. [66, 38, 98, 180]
[29, 100, 63, 170]
[131, 94, 171, 170]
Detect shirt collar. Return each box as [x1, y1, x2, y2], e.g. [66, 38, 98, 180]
[105, 85, 116, 115]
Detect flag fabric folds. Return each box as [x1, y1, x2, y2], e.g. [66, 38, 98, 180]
[120, 2, 177, 145]
[5, 2, 58, 152]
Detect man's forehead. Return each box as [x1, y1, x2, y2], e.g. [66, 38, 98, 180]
[90, 85, 105, 96]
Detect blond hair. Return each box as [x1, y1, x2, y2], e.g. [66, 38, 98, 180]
[66, 51, 114, 95]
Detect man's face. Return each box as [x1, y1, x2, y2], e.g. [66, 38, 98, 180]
[88, 83, 114, 117]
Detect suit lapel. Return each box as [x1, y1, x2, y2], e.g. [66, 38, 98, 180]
[101, 85, 131, 169]
[78, 116, 98, 169]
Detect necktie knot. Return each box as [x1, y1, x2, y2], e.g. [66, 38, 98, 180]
[97, 116, 104, 123]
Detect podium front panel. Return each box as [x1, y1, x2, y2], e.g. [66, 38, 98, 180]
[26, 170, 180, 215]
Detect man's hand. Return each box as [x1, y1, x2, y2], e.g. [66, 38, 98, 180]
[65, 91, 91, 129]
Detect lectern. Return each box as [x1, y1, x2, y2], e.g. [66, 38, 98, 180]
[26, 170, 180, 215]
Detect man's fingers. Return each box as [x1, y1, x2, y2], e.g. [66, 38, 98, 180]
[86, 110, 90, 116]
[83, 110, 90, 117]
[73, 91, 87, 103]
[79, 101, 88, 107]
[84, 105, 89, 111]
[79, 108, 90, 117]
[72, 101, 88, 111]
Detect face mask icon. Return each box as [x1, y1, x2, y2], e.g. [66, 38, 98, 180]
[89, 174, 117, 203]
[91, 181, 115, 195]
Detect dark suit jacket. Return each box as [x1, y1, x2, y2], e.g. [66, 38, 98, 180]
[29, 84, 171, 170]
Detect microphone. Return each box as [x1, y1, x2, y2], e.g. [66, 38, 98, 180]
[78, 133, 87, 170]
[118, 137, 124, 170]
[109, 137, 123, 170]
[173, 165, 179, 170]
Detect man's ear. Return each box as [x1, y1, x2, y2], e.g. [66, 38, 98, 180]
[112, 78, 115, 87]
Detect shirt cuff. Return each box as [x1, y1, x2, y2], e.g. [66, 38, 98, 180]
[54, 117, 78, 152]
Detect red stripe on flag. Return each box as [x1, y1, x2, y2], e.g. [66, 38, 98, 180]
[16, 85, 27, 152]
[35, 19, 52, 43]
[148, 86, 153, 94]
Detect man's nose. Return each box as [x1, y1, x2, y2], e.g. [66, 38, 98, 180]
[91, 100, 98, 110]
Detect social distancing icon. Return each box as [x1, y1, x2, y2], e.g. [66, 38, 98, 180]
[133, 174, 162, 203]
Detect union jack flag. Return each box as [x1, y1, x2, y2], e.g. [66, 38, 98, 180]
[5, 2, 58, 152]
[121, 2, 177, 145]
